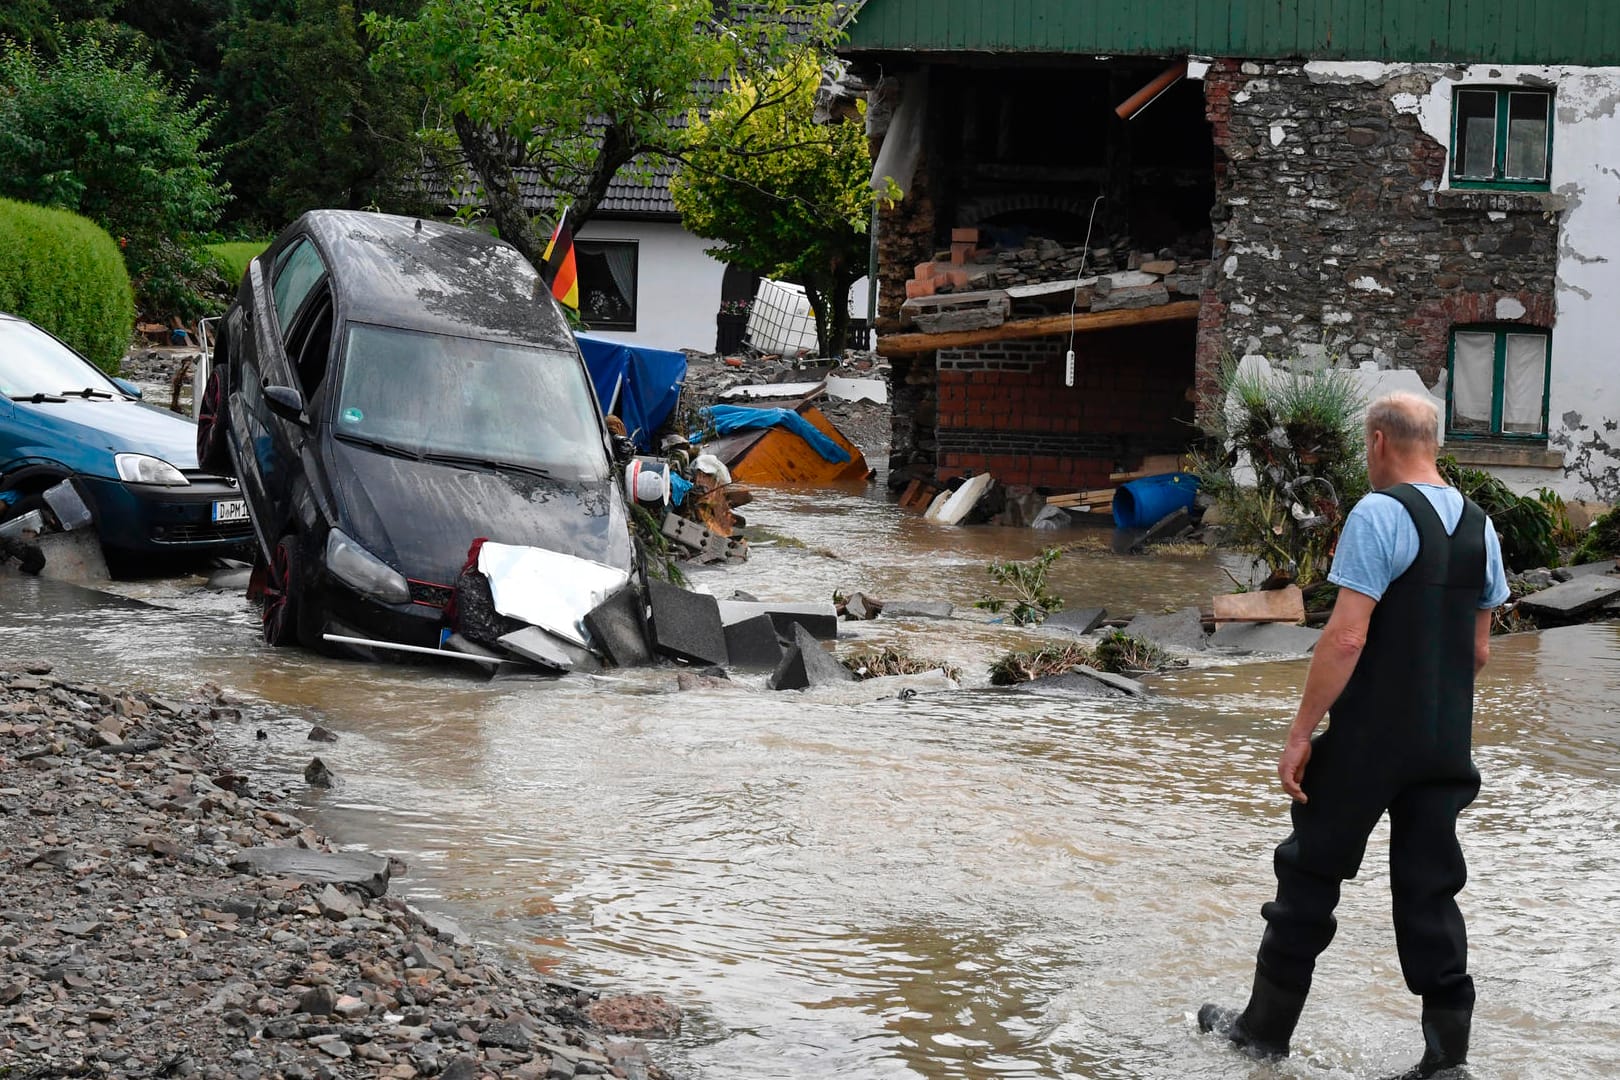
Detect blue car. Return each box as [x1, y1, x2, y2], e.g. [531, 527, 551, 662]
[0, 312, 251, 561]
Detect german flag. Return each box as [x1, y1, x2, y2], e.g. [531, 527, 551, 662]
[541, 211, 579, 311]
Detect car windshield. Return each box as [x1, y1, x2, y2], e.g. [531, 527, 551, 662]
[333, 323, 608, 481]
[0, 319, 121, 398]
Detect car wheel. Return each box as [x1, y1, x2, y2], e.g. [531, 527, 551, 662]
[196, 368, 231, 475]
[261, 535, 305, 648]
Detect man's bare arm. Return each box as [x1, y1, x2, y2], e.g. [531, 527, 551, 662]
[1278, 588, 1378, 803]
[1475, 608, 1492, 673]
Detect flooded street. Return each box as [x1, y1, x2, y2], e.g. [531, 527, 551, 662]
[3, 489, 1618, 1079]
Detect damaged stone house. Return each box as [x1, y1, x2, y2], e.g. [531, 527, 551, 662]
[841, 0, 1620, 504]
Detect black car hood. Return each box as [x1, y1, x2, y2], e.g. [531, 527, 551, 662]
[326, 437, 633, 586]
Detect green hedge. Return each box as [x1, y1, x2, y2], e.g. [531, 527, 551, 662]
[0, 197, 134, 374]
[206, 240, 270, 290]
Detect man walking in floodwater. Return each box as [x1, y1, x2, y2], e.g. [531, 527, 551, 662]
[1198, 391, 1510, 1078]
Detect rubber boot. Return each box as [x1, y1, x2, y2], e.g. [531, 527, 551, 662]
[1197, 972, 1307, 1060]
[1384, 1008, 1471, 1079]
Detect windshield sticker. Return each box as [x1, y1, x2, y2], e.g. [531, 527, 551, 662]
[341, 407, 364, 424]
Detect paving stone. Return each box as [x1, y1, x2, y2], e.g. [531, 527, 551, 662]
[646, 581, 729, 667]
[769, 625, 855, 691]
[878, 600, 955, 620]
[716, 600, 838, 641]
[1044, 607, 1107, 635]
[582, 588, 653, 668]
[1209, 622, 1322, 656]
[1516, 576, 1620, 620]
[722, 615, 786, 672]
[229, 848, 392, 898]
[1123, 607, 1209, 652]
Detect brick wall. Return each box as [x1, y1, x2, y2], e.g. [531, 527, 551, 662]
[935, 324, 1195, 489]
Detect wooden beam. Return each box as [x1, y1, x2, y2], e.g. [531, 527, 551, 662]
[876, 300, 1201, 356]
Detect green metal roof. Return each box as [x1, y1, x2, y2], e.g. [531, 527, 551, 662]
[841, 0, 1620, 65]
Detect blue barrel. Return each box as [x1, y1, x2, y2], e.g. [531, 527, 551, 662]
[1113, 472, 1200, 529]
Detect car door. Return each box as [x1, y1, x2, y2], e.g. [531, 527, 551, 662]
[231, 235, 330, 537]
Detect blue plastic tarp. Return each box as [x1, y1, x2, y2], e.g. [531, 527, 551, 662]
[693, 405, 851, 464]
[576, 334, 688, 453]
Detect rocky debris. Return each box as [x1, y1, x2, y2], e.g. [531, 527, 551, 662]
[582, 996, 682, 1039]
[770, 625, 857, 691]
[721, 614, 787, 672]
[304, 756, 335, 788]
[646, 580, 729, 667]
[878, 601, 955, 620]
[1043, 607, 1108, 636]
[1515, 575, 1620, 622]
[1122, 607, 1210, 652]
[308, 725, 339, 743]
[0, 668, 672, 1079]
[1208, 622, 1323, 657]
[716, 600, 839, 642]
[1023, 667, 1145, 699]
[840, 592, 883, 621]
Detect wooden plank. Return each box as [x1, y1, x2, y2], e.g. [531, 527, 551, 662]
[876, 300, 1200, 357]
[1212, 586, 1307, 625]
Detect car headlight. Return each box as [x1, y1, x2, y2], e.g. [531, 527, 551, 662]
[114, 454, 189, 486]
[325, 528, 411, 605]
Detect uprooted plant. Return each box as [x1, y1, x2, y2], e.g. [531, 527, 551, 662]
[1091, 630, 1178, 675]
[1571, 503, 1620, 566]
[1438, 456, 1559, 571]
[1193, 356, 1369, 586]
[988, 642, 1094, 686]
[842, 647, 962, 682]
[975, 546, 1065, 626]
[630, 503, 687, 587]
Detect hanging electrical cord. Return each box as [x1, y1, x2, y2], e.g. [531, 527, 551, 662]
[1065, 194, 1106, 388]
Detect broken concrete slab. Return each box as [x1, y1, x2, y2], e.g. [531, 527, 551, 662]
[229, 847, 391, 898]
[844, 592, 882, 620]
[716, 600, 838, 641]
[1212, 586, 1306, 625]
[1142, 507, 1193, 546]
[769, 625, 855, 691]
[1516, 576, 1620, 620]
[1561, 559, 1620, 580]
[722, 614, 786, 672]
[583, 588, 653, 668]
[1045, 607, 1108, 635]
[879, 600, 955, 620]
[496, 627, 575, 673]
[1024, 665, 1146, 698]
[1209, 622, 1322, 656]
[1124, 607, 1209, 652]
[647, 580, 729, 667]
[35, 530, 109, 585]
[1071, 665, 1148, 697]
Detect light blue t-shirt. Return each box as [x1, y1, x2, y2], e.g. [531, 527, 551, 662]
[1328, 483, 1511, 609]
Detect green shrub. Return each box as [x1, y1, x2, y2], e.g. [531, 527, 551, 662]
[1438, 457, 1559, 571]
[0, 197, 132, 373]
[1572, 505, 1620, 565]
[206, 241, 270, 290]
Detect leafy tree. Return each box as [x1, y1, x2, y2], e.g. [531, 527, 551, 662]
[367, 0, 833, 271]
[670, 54, 878, 357]
[0, 36, 226, 315]
[0, 2, 116, 55]
[217, 0, 432, 231]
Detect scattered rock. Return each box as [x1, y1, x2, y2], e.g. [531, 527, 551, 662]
[304, 756, 334, 787]
[842, 592, 882, 620]
[1516, 576, 1620, 621]
[879, 600, 955, 620]
[1044, 607, 1107, 635]
[769, 625, 857, 691]
[1209, 622, 1323, 656]
[307, 724, 339, 742]
[1123, 607, 1209, 652]
[584, 994, 682, 1039]
[229, 847, 392, 897]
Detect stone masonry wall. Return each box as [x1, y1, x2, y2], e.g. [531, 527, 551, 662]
[1197, 60, 1561, 423]
[936, 324, 1195, 489]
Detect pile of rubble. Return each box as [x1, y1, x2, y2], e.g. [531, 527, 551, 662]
[0, 666, 675, 1079]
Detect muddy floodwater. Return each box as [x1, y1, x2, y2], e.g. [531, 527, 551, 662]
[3, 489, 1618, 1079]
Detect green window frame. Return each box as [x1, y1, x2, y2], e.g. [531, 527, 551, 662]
[1446, 325, 1552, 441]
[1450, 87, 1553, 191]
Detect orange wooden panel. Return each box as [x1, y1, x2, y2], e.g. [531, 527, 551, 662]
[727, 406, 872, 487]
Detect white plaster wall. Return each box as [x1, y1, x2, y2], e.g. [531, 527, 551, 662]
[577, 220, 876, 355]
[1305, 61, 1620, 504]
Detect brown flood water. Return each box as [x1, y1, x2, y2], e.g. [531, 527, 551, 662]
[2, 488, 1617, 1079]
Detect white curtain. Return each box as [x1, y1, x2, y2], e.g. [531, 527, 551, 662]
[1502, 334, 1548, 433]
[600, 244, 637, 306]
[1452, 333, 1495, 431]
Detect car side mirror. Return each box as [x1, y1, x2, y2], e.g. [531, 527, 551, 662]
[113, 378, 143, 399]
[264, 384, 307, 423]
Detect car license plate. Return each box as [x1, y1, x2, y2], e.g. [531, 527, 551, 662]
[212, 499, 249, 523]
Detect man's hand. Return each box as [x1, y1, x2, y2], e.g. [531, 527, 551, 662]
[1279, 735, 1312, 803]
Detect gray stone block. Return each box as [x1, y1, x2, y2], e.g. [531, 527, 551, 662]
[880, 600, 955, 620]
[717, 600, 838, 641]
[1562, 559, 1620, 579]
[1124, 607, 1209, 651]
[496, 627, 575, 673]
[1025, 666, 1143, 698]
[583, 588, 653, 668]
[229, 848, 391, 898]
[1090, 283, 1169, 312]
[648, 580, 729, 666]
[1517, 576, 1620, 620]
[1209, 622, 1322, 656]
[1045, 606, 1107, 634]
[723, 614, 786, 672]
[769, 625, 855, 691]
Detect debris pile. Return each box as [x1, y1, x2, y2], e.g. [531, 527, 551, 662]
[0, 666, 673, 1079]
[0, 478, 108, 583]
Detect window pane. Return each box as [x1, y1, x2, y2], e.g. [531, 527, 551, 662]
[1505, 93, 1550, 180]
[1451, 332, 1495, 433]
[575, 241, 637, 331]
[271, 239, 326, 337]
[1502, 334, 1548, 434]
[1455, 91, 1499, 179]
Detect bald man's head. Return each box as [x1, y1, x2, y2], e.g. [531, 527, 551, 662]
[1366, 392, 1440, 457]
